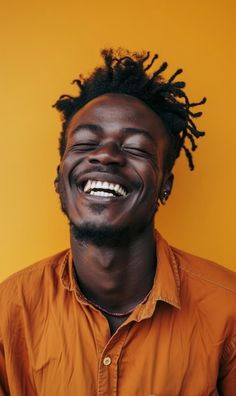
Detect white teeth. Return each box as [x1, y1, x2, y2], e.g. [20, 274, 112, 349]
[89, 190, 115, 197]
[102, 181, 109, 190]
[117, 186, 126, 196]
[83, 179, 127, 196]
[84, 180, 91, 192]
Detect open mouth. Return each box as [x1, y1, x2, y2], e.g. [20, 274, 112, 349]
[80, 179, 128, 198]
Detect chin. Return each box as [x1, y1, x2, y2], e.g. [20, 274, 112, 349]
[70, 221, 150, 247]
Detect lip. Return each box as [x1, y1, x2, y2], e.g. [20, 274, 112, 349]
[74, 172, 133, 195]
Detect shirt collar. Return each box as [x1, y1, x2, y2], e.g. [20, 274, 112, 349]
[133, 231, 181, 322]
[60, 230, 181, 317]
[60, 249, 75, 292]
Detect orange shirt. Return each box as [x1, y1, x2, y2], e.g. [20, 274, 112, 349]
[0, 232, 235, 396]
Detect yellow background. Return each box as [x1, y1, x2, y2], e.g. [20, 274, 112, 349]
[1, 0, 235, 281]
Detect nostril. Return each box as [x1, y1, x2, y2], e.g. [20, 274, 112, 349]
[88, 144, 126, 166]
[89, 158, 100, 164]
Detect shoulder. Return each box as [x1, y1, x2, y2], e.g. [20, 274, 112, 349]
[170, 245, 236, 329]
[0, 249, 70, 306]
[171, 245, 236, 294]
[170, 246, 236, 361]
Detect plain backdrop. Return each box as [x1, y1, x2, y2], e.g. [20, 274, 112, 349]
[1, 0, 235, 280]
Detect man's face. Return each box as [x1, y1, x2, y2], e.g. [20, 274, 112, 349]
[56, 94, 173, 243]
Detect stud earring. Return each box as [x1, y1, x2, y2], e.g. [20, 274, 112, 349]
[160, 190, 169, 205]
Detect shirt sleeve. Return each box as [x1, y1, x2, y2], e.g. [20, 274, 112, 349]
[217, 334, 236, 396]
[0, 335, 10, 396]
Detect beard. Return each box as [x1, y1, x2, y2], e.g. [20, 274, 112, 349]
[70, 217, 154, 248]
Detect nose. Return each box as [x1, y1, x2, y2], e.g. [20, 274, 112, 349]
[88, 142, 126, 167]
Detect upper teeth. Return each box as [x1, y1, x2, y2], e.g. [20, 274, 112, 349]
[83, 180, 127, 197]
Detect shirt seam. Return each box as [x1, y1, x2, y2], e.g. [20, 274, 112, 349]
[0, 250, 70, 286]
[0, 261, 48, 284]
[168, 246, 181, 291]
[180, 265, 236, 294]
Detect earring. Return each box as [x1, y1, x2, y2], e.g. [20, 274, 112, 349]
[160, 190, 169, 205]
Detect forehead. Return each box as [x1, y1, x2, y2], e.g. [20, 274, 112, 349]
[66, 94, 169, 142]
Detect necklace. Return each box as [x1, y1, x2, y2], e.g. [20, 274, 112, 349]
[79, 289, 151, 317]
[73, 267, 151, 317]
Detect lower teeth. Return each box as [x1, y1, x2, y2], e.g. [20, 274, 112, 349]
[89, 191, 115, 197]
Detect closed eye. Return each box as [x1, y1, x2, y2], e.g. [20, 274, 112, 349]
[71, 142, 98, 152]
[122, 146, 151, 157]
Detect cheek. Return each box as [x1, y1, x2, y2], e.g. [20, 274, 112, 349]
[139, 162, 163, 193]
[59, 157, 77, 188]
[57, 162, 73, 204]
[57, 176, 69, 214]
[143, 167, 164, 207]
[60, 152, 84, 176]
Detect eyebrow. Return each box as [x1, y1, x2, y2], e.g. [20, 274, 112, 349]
[72, 124, 156, 143]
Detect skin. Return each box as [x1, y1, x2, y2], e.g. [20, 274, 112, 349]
[55, 94, 174, 334]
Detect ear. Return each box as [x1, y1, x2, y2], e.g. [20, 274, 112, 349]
[159, 173, 174, 205]
[54, 165, 60, 194]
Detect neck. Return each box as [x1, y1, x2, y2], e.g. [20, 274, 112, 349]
[71, 223, 157, 313]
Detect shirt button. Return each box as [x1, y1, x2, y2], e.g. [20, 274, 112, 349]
[103, 356, 112, 366]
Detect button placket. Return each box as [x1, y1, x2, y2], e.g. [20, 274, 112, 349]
[97, 329, 130, 396]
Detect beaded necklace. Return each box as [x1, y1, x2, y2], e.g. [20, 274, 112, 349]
[79, 289, 151, 317]
[73, 267, 151, 317]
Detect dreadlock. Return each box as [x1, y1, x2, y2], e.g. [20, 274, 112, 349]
[53, 48, 206, 170]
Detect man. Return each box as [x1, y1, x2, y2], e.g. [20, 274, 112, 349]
[0, 49, 235, 396]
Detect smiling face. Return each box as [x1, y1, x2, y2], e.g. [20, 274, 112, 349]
[56, 94, 173, 244]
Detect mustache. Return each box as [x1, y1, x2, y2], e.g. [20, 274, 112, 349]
[76, 164, 123, 176]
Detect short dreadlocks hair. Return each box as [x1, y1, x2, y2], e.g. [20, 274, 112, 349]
[53, 48, 206, 170]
